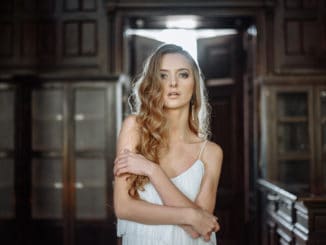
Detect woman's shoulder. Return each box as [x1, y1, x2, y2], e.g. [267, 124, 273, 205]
[121, 114, 139, 132]
[118, 115, 140, 151]
[203, 140, 223, 163]
[119, 115, 140, 140]
[122, 114, 137, 127]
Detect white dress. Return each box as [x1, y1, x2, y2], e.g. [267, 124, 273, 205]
[117, 141, 217, 245]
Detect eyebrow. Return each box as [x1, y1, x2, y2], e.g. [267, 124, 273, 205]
[159, 68, 190, 72]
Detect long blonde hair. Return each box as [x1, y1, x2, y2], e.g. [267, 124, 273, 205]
[128, 44, 210, 196]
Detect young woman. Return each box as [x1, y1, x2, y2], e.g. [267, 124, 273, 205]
[113, 44, 223, 245]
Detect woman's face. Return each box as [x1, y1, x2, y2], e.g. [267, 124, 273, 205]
[159, 53, 195, 110]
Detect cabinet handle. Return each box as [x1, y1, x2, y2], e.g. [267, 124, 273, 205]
[54, 182, 63, 189]
[267, 193, 279, 201]
[75, 114, 85, 121]
[75, 182, 84, 189]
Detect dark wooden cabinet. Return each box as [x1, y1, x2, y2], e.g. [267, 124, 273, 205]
[260, 78, 326, 195]
[0, 0, 108, 74]
[273, 0, 326, 74]
[258, 179, 326, 245]
[258, 77, 326, 245]
[0, 75, 127, 245]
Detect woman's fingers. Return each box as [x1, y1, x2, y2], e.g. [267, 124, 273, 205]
[114, 152, 148, 176]
[198, 211, 220, 238]
[114, 153, 131, 176]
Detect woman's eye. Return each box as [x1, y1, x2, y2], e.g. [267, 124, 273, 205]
[179, 72, 189, 78]
[160, 73, 168, 79]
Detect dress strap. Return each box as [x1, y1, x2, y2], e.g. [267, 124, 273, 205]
[198, 140, 208, 160]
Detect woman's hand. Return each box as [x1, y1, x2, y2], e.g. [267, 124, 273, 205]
[114, 149, 156, 177]
[189, 208, 220, 242]
[180, 225, 200, 239]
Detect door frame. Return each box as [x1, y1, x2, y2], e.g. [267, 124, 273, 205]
[108, 3, 275, 244]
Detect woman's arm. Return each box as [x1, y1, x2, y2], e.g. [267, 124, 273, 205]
[114, 172, 207, 227]
[113, 115, 219, 236]
[115, 131, 223, 214]
[148, 143, 222, 213]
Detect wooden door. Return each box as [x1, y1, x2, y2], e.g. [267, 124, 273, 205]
[129, 35, 163, 77]
[198, 34, 245, 244]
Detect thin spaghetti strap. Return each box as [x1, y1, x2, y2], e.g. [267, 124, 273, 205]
[198, 140, 208, 160]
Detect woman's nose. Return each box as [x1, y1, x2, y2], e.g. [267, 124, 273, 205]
[169, 76, 177, 87]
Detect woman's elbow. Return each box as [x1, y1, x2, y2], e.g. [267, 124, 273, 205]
[114, 208, 126, 219]
[114, 195, 132, 219]
[114, 199, 126, 219]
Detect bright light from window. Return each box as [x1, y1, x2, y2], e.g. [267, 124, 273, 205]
[166, 19, 198, 29]
[125, 29, 237, 60]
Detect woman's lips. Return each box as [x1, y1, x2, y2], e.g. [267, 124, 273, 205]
[168, 92, 180, 97]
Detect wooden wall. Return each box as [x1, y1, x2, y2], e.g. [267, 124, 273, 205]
[273, 0, 326, 73]
[1, 0, 325, 76]
[0, 0, 109, 75]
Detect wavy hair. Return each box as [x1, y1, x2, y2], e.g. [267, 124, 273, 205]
[128, 44, 211, 197]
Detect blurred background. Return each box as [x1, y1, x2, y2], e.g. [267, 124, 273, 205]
[0, 0, 326, 244]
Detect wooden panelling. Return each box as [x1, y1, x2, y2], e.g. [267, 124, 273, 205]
[274, 0, 326, 74]
[81, 21, 97, 55]
[323, 16, 326, 54]
[23, 0, 37, 12]
[315, 215, 326, 231]
[64, 0, 97, 11]
[302, 0, 317, 9]
[211, 97, 233, 189]
[23, 0, 56, 13]
[0, 22, 14, 57]
[284, 19, 301, 55]
[64, 0, 80, 11]
[284, 19, 318, 56]
[38, 0, 56, 13]
[303, 20, 317, 55]
[63, 21, 79, 56]
[21, 22, 37, 57]
[285, 0, 300, 9]
[21, 21, 56, 61]
[38, 22, 56, 59]
[0, 0, 105, 72]
[81, 0, 97, 11]
[274, 0, 325, 73]
[63, 21, 97, 57]
[285, 0, 317, 9]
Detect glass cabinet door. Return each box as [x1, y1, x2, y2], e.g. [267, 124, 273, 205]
[274, 88, 313, 193]
[31, 85, 64, 219]
[73, 82, 117, 245]
[74, 86, 107, 219]
[277, 93, 309, 153]
[0, 85, 15, 219]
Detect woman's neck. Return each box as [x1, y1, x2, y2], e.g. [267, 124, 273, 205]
[165, 108, 192, 143]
